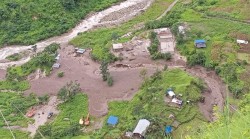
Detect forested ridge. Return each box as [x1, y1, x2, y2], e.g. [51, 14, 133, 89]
[0, 0, 120, 46]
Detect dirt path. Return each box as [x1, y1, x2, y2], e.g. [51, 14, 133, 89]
[0, 0, 153, 69]
[0, 69, 6, 80]
[156, 0, 179, 20]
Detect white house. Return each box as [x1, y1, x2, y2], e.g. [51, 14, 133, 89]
[133, 119, 150, 138]
[112, 43, 124, 52]
[167, 91, 175, 98]
[237, 39, 248, 45]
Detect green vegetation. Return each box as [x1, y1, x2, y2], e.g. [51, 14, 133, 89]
[0, 128, 30, 139]
[189, 93, 250, 139]
[34, 93, 88, 139]
[88, 69, 205, 138]
[57, 71, 64, 78]
[6, 53, 23, 61]
[147, 0, 250, 97]
[0, 92, 37, 127]
[0, 43, 60, 91]
[70, 0, 175, 62]
[57, 81, 81, 102]
[0, 0, 121, 46]
[7, 43, 60, 81]
[100, 61, 113, 86]
[0, 80, 29, 91]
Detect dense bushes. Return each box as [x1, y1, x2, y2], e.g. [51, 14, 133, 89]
[187, 51, 206, 66]
[6, 43, 60, 81]
[0, 0, 120, 46]
[0, 80, 29, 91]
[0, 92, 37, 128]
[215, 63, 244, 97]
[57, 81, 81, 102]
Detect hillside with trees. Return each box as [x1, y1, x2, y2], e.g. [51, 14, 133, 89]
[0, 0, 120, 46]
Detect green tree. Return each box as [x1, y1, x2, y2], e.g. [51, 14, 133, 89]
[187, 51, 206, 66]
[107, 74, 113, 86]
[100, 61, 109, 81]
[58, 81, 81, 102]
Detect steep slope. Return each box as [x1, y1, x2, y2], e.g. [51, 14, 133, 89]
[0, 0, 120, 46]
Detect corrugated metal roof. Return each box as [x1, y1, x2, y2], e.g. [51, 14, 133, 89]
[195, 40, 206, 43]
[133, 119, 150, 136]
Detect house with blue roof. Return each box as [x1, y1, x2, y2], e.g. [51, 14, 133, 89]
[107, 115, 118, 127]
[194, 40, 206, 48]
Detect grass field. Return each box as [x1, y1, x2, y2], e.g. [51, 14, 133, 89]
[0, 128, 30, 139]
[237, 53, 250, 64]
[0, 0, 121, 46]
[0, 92, 37, 127]
[86, 69, 205, 138]
[70, 0, 174, 62]
[0, 92, 37, 139]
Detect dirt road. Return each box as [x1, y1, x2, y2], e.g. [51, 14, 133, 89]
[156, 0, 179, 20]
[27, 96, 60, 137]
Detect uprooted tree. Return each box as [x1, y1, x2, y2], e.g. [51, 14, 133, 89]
[58, 81, 81, 102]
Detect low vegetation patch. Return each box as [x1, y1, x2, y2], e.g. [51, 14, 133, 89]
[6, 53, 23, 61]
[0, 128, 30, 139]
[0, 92, 37, 128]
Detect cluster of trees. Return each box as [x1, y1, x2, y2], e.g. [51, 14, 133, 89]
[215, 63, 244, 97]
[6, 43, 60, 81]
[187, 51, 206, 66]
[58, 81, 81, 102]
[100, 61, 113, 86]
[148, 32, 172, 60]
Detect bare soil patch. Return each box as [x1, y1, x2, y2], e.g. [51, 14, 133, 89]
[185, 66, 226, 121]
[0, 69, 6, 80]
[25, 44, 158, 117]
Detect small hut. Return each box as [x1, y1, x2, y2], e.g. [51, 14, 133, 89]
[194, 40, 206, 48]
[133, 119, 150, 139]
[113, 43, 124, 52]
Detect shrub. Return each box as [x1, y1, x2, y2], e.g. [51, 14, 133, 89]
[57, 71, 64, 78]
[107, 74, 113, 86]
[58, 81, 81, 102]
[187, 51, 206, 66]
